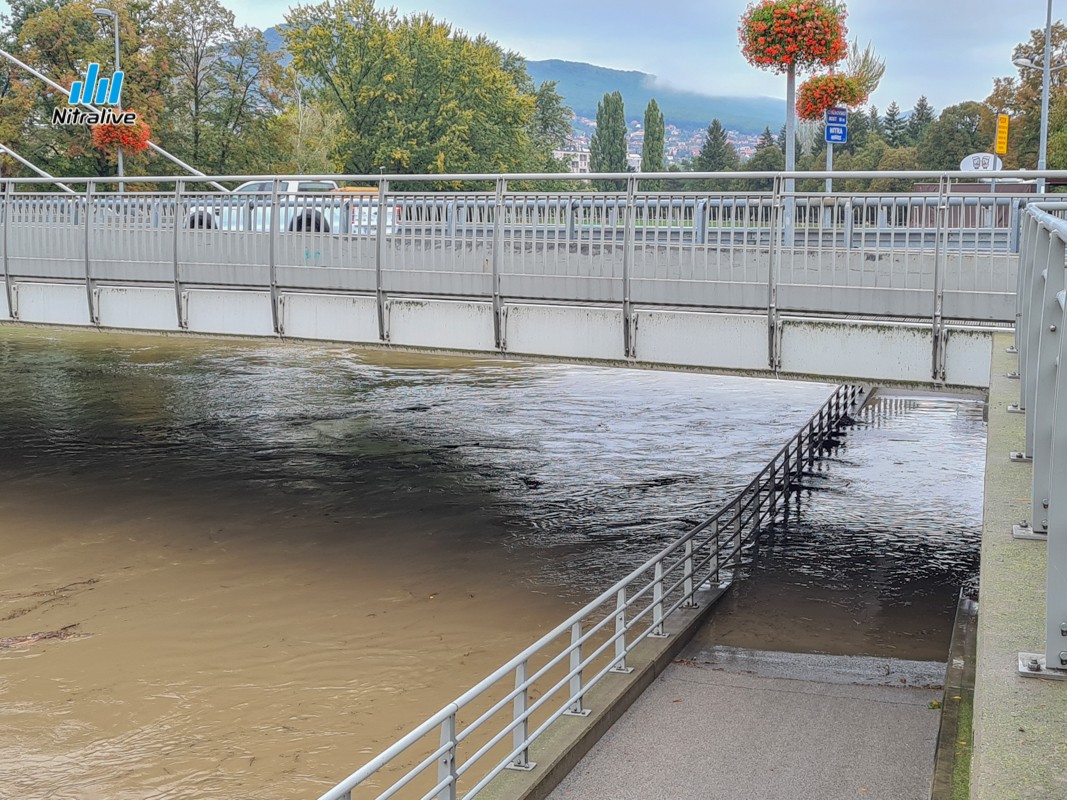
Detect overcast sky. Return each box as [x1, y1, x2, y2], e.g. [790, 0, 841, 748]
[2, 0, 1052, 111]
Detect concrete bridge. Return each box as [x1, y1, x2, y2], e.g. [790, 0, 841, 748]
[1, 170, 1065, 799]
[0, 171, 1023, 390]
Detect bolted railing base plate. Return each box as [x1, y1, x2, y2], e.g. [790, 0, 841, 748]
[1018, 653, 1067, 680]
[505, 761, 537, 772]
[1006, 405, 1026, 414]
[1012, 523, 1048, 541]
[1009, 451, 1033, 462]
[609, 665, 635, 674]
[1005, 372, 1020, 380]
[563, 708, 591, 718]
[1006, 345, 1018, 354]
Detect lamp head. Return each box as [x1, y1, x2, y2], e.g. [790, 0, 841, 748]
[1014, 55, 1037, 69]
[93, 7, 116, 18]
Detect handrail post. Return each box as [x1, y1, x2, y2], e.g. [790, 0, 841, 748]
[507, 660, 536, 770]
[1021, 224, 1054, 460]
[768, 175, 783, 370]
[622, 175, 637, 358]
[492, 177, 507, 350]
[436, 711, 458, 800]
[84, 180, 98, 325]
[173, 181, 186, 329]
[1044, 285, 1067, 671]
[651, 561, 667, 637]
[610, 588, 634, 673]
[2, 180, 13, 320]
[376, 178, 390, 342]
[268, 178, 282, 335]
[1029, 231, 1065, 535]
[565, 621, 590, 715]
[711, 519, 722, 585]
[931, 175, 948, 382]
[683, 539, 697, 608]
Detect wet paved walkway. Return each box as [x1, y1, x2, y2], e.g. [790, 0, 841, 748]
[548, 645, 944, 800]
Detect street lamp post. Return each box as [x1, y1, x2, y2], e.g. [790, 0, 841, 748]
[93, 7, 122, 192]
[1013, 1, 1056, 194]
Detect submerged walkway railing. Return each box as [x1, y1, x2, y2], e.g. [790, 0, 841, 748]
[1008, 201, 1067, 679]
[318, 384, 863, 800]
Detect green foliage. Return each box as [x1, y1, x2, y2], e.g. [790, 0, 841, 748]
[756, 126, 777, 150]
[908, 96, 936, 143]
[590, 90, 627, 187]
[744, 138, 785, 190]
[284, 0, 557, 179]
[695, 119, 739, 172]
[870, 147, 919, 191]
[641, 98, 665, 175]
[883, 102, 906, 147]
[918, 101, 990, 170]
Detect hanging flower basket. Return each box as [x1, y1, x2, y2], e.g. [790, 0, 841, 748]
[796, 74, 868, 120]
[739, 0, 848, 74]
[91, 116, 151, 152]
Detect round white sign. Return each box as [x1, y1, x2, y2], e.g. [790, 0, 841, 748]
[959, 153, 1003, 171]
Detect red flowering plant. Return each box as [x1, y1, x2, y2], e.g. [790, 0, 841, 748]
[739, 0, 848, 74]
[91, 116, 151, 153]
[796, 73, 867, 120]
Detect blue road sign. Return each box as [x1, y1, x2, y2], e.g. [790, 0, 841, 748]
[825, 106, 848, 144]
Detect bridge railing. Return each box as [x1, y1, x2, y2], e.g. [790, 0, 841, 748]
[1009, 201, 1067, 678]
[313, 384, 862, 800]
[0, 171, 1028, 324]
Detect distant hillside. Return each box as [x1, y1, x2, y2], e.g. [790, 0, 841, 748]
[526, 60, 783, 134]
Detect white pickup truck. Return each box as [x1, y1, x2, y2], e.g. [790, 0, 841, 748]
[184, 180, 395, 234]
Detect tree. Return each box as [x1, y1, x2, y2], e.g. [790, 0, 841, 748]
[918, 101, 991, 170]
[284, 0, 561, 179]
[907, 96, 936, 144]
[883, 102, 906, 147]
[694, 119, 738, 172]
[870, 147, 920, 191]
[867, 105, 884, 138]
[641, 98, 665, 174]
[590, 90, 627, 188]
[756, 126, 777, 150]
[531, 80, 573, 154]
[745, 138, 785, 191]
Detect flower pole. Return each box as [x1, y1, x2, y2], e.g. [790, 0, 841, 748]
[739, 1, 848, 243]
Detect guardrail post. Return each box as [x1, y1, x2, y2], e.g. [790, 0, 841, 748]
[1045, 288, 1067, 672]
[1029, 232, 1065, 536]
[651, 561, 667, 637]
[843, 198, 854, 249]
[711, 519, 722, 585]
[83, 180, 98, 325]
[610, 588, 633, 673]
[436, 711, 458, 800]
[492, 177, 507, 351]
[376, 178, 390, 342]
[565, 621, 590, 715]
[268, 179, 282, 335]
[172, 181, 186, 329]
[622, 175, 637, 359]
[931, 176, 948, 382]
[1016, 224, 1054, 462]
[2, 181, 13, 321]
[683, 540, 697, 608]
[507, 660, 536, 770]
[1009, 212, 1038, 367]
[768, 176, 783, 370]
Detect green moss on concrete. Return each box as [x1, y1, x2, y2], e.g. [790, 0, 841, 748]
[952, 695, 972, 800]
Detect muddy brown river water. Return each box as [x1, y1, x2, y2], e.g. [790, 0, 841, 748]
[0, 327, 984, 799]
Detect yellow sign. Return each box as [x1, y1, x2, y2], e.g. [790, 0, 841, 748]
[995, 114, 1010, 155]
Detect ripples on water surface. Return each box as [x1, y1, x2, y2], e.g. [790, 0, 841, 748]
[0, 328, 984, 798]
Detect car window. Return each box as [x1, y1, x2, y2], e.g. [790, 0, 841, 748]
[297, 182, 337, 192]
[236, 181, 271, 193]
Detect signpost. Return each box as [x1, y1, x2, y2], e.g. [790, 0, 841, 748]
[995, 114, 1010, 156]
[825, 106, 848, 194]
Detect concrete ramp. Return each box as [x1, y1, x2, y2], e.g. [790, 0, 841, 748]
[548, 647, 944, 800]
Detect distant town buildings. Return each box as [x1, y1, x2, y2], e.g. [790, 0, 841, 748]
[555, 116, 760, 174]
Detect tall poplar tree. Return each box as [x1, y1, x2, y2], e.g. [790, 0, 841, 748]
[590, 90, 627, 189]
[641, 98, 665, 174]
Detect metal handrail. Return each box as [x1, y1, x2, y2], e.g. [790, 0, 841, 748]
[318, 383, 862, 800]
[1008, 201, 1067, 677]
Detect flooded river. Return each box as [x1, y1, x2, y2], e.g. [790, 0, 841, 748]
[0, 328, 984, 799]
